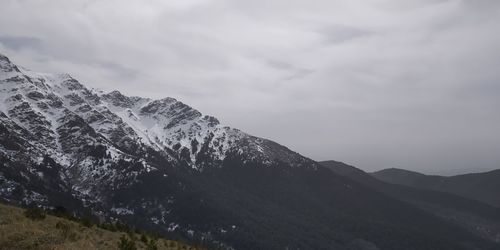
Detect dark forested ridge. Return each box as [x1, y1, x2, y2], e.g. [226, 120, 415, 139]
[321, 160, 500, 244]
[372, 167, 500, 207]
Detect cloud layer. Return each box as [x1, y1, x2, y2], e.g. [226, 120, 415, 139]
[1, 0, 500, 174]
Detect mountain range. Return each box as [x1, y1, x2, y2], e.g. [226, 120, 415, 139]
[372, 168, 500, 207]
[320, 161, 500, 244]
[0, 52, 499, 249]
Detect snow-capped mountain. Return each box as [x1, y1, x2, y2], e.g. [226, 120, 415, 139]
[0, 52, 317, 247]
[1, 53, 498, 250]
[0, 52, 313, 170]
[0, 52, 315, 201]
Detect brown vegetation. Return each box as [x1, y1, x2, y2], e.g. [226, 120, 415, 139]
[0, 203, 204, 250]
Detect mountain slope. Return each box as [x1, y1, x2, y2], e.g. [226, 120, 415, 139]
[0, 202, 200, 250]
[1, 53, 499, 249]
[373, 168, 500, 207]
[320, 160, 500, 243]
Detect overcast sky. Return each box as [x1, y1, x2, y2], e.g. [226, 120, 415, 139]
[1, 0, 500, 175]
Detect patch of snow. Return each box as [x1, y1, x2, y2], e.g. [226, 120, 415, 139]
[167, 223, 179, 232]
[111, 207, 134, 215]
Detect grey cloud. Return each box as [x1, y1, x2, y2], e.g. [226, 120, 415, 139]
[0, 35, 42, 51]
[284, 68, 314, 81]
[266, 60, 314, 80]
[267, 60, 295, 70]
[95, 61, 139, 79]
[319, 25, 373, 45]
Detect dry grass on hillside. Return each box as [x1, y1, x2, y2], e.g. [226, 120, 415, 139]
[0, 203, 204, 250]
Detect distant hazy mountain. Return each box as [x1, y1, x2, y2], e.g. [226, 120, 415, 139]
[1, 52, 499, 249]
[320, 160, 500, 244]
[372, 168, 500, 207]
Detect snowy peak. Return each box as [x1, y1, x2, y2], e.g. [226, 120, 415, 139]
[0, 53, 20, 73]
[0, 53, 316, 171]
[100, 90, 149, 108]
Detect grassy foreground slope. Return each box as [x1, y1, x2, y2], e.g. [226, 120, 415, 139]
[0, 203, 201, 250]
